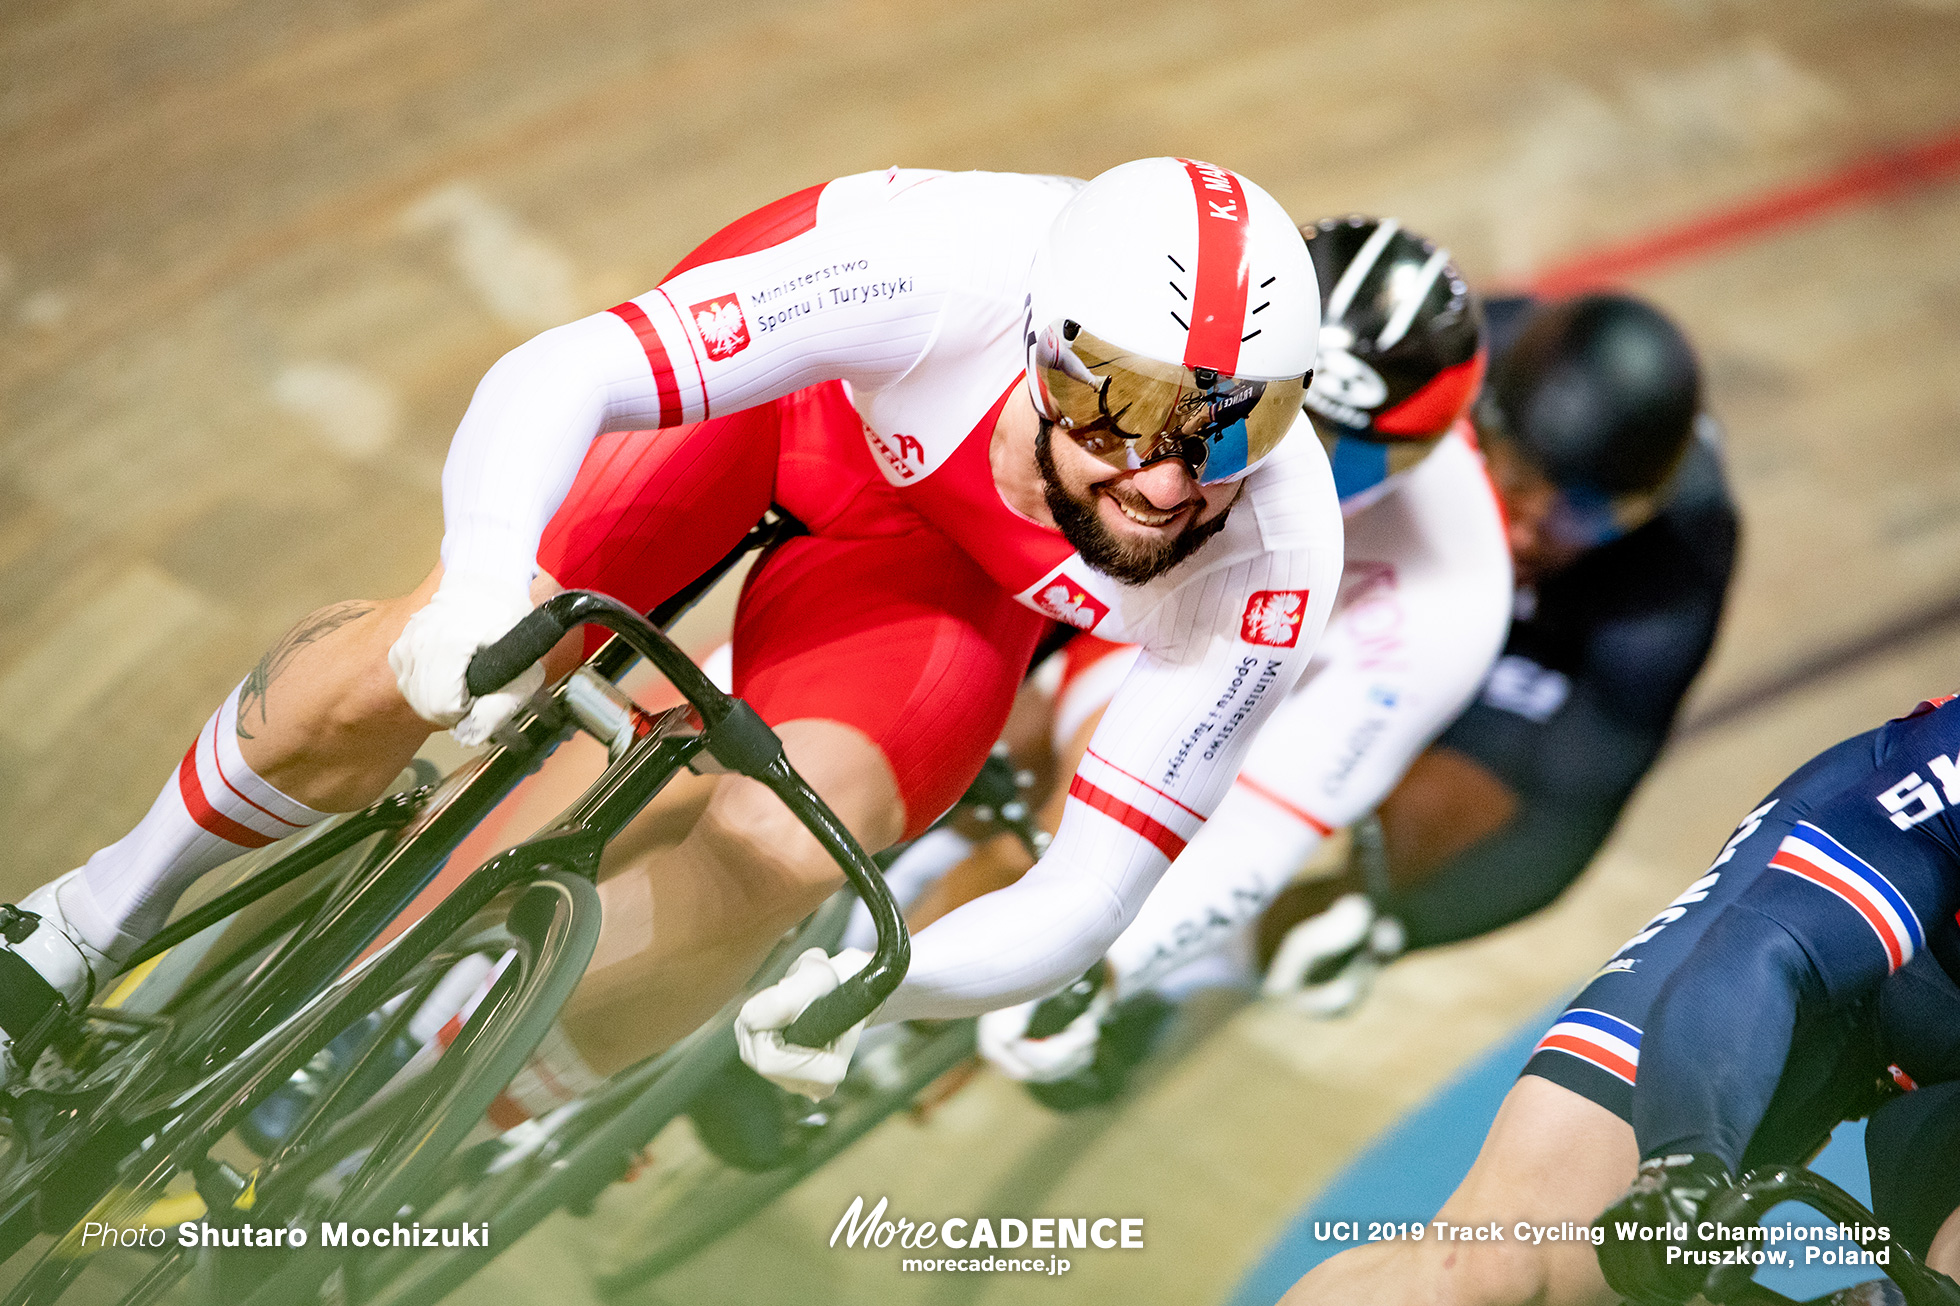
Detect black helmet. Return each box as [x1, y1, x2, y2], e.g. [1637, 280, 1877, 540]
[1301, 216, 1485, 443]
[1477, 294, 1700, 495]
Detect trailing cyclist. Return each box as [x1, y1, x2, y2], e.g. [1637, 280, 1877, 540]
[1255, 289, 1738, 1014]
[1283, 691, 1960, 1306]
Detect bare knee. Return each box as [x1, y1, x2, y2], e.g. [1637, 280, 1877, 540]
[1287, 1077, 1632, 1306]
[1928, 1203, 1960, 1280]
[236, 574, 441, 808]
[1428, 1076, 1634, 1306]
[1436, 1240, 1564, 1306]
[686, 717, 903, 922]
[323, 567, 578, 733]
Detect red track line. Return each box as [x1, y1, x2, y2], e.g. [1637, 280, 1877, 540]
[1527, 122, 1960, 296]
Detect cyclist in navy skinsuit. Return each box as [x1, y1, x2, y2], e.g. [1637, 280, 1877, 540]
[1586, 692, 1960, 1302]
[1286, 694, 1960, 1306]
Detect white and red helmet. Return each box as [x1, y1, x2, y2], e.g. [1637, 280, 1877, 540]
[1024, 157, 1319, 484]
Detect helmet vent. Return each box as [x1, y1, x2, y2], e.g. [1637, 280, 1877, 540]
[1167, 255, 1194, 332]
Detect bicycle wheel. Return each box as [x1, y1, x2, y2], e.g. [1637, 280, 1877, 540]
[598, 1017, 978, 1292]
[0, 805, 401, 1277]
[340, 892, 859, 1306]
[0, 868, 599, 1306]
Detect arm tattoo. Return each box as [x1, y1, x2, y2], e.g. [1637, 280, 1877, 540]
[236, 601, 376, 740]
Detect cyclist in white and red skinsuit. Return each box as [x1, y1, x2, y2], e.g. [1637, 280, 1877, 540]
[0, 160, 1341, 1099]
[963, 219, 1514, 1082]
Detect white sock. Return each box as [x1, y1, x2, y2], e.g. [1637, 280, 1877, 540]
[66, 684, 328, 959]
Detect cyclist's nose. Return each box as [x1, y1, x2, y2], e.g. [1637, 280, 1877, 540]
[1131, 458, 1202, 512]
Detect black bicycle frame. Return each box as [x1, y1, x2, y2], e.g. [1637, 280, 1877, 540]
[1702, 1164, 1960, 1306]
[107, 586, 904, 1156]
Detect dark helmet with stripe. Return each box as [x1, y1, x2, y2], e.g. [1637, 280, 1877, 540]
[1301, 216, 1485, 444]
[1476, 293, 1700, 496]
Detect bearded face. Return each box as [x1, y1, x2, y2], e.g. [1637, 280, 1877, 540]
[1034, 420, 1236, 586]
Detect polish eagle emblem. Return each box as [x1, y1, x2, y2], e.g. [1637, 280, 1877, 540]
[1033, 580, 1109, 631]
[1240, 590, 1310, 647]
[690, 295, 751, 361]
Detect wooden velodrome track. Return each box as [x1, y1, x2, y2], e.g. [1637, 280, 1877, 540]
[5, 1, 1960, 1302]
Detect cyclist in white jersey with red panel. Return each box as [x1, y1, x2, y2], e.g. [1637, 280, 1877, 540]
[0, 159, 1343, 1101]
[973, 218, 1514, 1085]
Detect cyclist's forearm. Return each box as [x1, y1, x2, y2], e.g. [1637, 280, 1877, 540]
[874, 844, 1138, 1022]
[881, 541, 1342, 1020]
[1102, 783, 1300, 993]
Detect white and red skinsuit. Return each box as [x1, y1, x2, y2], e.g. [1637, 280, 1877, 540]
[441, 166, 1344, 1018]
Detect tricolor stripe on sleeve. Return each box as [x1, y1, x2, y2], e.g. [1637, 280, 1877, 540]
[1770, 821, 1925, 971]
[1532, 1008, 1642, 1085]
[1065, 748, 1206, 862]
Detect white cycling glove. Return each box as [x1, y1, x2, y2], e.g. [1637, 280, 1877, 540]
[388, 574, 544, 747]
[977, 985, 1114, 1084]
[735, 947, 872, 1102]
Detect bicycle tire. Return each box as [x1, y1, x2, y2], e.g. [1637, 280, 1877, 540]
[598, 1018, 978, 1293]
[345, 893, 859, 1306]
[237, 868, 600, 1306]
[0, 869, 599, 1306]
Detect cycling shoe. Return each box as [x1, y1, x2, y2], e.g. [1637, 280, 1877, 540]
[0, 871, 118, 1087]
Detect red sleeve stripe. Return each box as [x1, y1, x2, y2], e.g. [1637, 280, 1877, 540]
[655, 285, 712, 421]
[1234, 775, 1334, 836]
[607, 300, 684, 427]
[177, 747, 275, 849]
[1176, 159, 1252, 376]
[1067, 774, 1187, 861]
[1083, 747, 1206, 821]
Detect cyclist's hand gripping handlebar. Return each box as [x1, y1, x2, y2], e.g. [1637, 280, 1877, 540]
[464, 604, 572, 702]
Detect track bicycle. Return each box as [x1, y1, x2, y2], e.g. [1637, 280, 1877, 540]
[1679, 1162, 1960, 1306]
[0, 513, 909, 1306]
